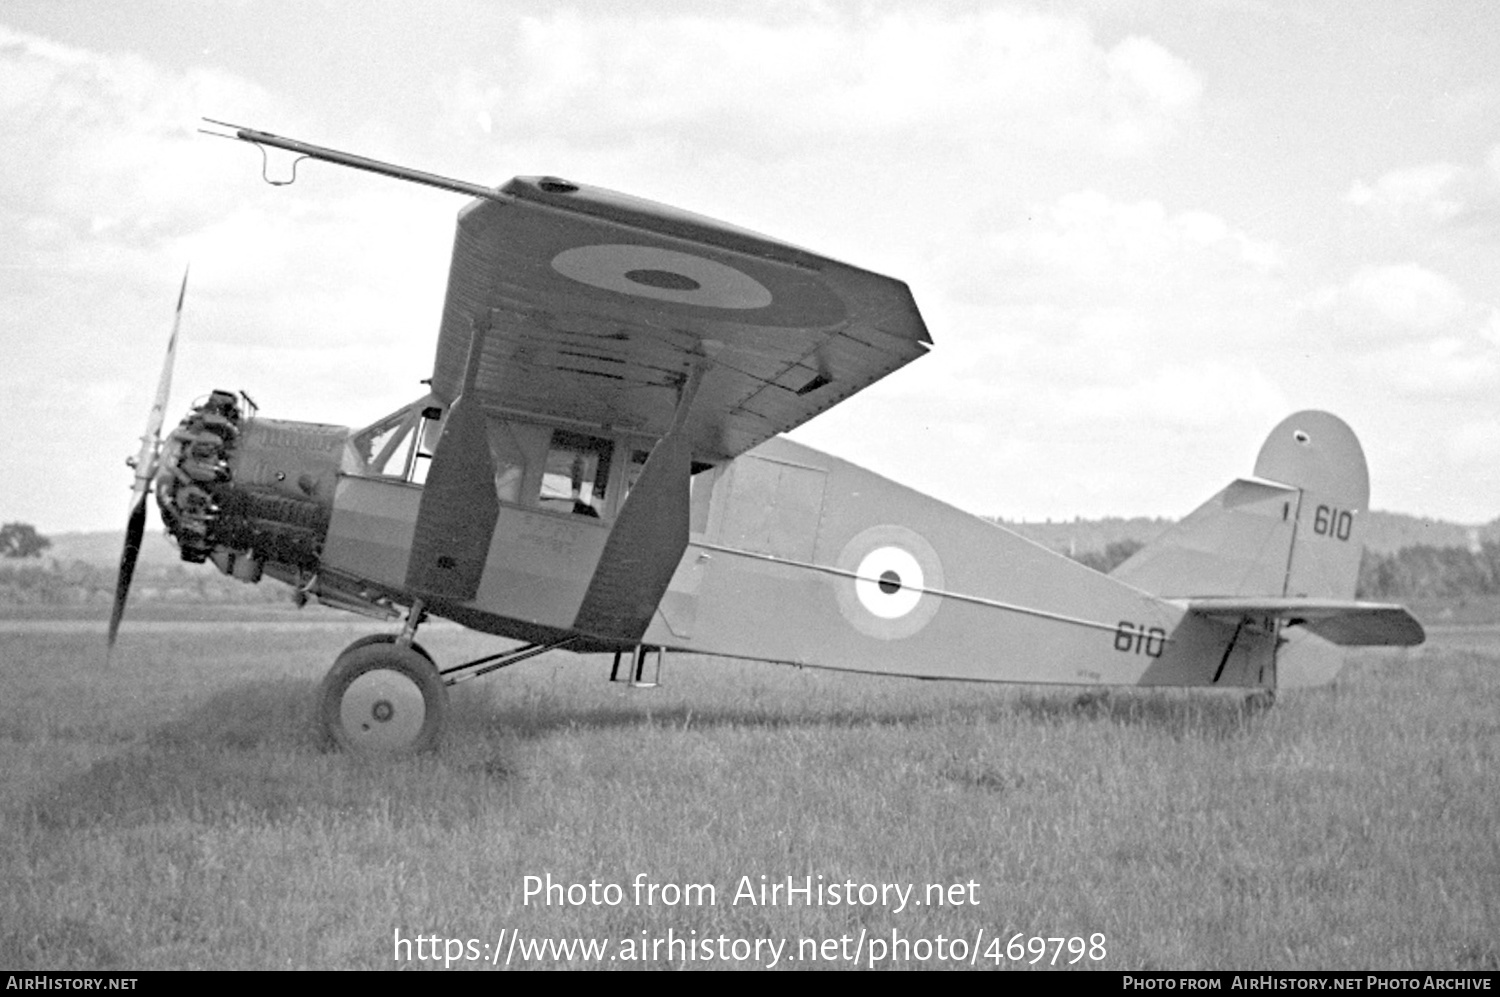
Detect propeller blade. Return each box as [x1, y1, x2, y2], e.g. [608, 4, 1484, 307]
[107, 492, 148, 652]
[127, 266, 187, 505]
[109, 266, 189, 657]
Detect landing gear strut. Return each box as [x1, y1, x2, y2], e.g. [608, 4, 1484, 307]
[317, 601, 445, 754]
[315, 601, 581, 754]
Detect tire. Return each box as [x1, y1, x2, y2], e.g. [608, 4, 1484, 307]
[334, 633, 434, 665]
[317, 642, 447, 754]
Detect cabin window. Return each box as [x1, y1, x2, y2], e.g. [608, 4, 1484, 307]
[623, 448, 651, 500]
[538, 429, 614, 518]
[408, 407, 442, 485]
[487, 421, 541, 505]
[351, 405, 438, 484]
[356, 411, 413, 477]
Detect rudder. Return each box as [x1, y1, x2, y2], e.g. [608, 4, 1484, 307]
[1253, 410, 1368, 601]
[1112, 411, 1369, 602]
[1112, 411, 1374, 687]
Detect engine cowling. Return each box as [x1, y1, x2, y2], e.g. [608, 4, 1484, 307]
[156, 391, 347, 581]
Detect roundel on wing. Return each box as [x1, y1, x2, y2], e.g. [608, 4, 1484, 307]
[551, 244, 773, 309]
[834, 525, 946, 640]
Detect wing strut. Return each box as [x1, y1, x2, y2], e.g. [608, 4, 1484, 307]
[1211, 617, 1249, 684]
[405, 315, 499, 602]
[440, 636, 582, 686]
[571, 361, 708, 644]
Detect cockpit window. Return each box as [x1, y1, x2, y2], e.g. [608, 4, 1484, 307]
[350, 404, 442, 483]
[485, 420, 538, 504]
[538, 429, 614, 517]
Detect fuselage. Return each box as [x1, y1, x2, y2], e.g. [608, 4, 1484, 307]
[160, 391, 1280, 689]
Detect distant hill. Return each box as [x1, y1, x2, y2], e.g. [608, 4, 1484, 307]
[1357, 512, 1500, 553]
[4, 529, 281, 608]
[998, 517, 1173, 558]
[42, 529, 184, 569]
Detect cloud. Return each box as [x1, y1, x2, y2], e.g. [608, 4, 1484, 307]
[1101, 35, 1202, 154]
[434, 10, 1201, 160]
[955, 190, 1280, 299]
[927, 191, 1290, 406]
[921, 190, 1292, 419]
[1347, 144, 1500, 231]
[785, 186, 1304, 519]
[0, 23, 460, 536]
[1049, 359, 1288, 429]
[1307, 264, 1469, 343]
[0, 24, 453, 349]
[1, 10, 1490, 531]
[1379, 334, 1498, 397]
[0, 26, 275, 241]
[1446, 418, 1500, 463]
[1482, 309, 1500, 348]
[1303, 265, 1498, 399]
[0, 20, 291, 350]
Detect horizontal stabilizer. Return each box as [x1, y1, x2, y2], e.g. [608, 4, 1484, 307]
[1184, 598, 1425, 647]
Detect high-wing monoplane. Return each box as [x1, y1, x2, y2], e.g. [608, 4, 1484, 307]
[109, 123, 1424, 753]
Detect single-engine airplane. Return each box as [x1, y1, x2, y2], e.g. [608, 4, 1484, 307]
[109, 122, 1424, 754]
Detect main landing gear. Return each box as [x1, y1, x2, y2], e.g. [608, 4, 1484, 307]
[314, 601, 581, 754]
[317, 636, 446, 753]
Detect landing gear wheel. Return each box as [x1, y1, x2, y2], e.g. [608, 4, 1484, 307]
[334, 632, 434, 665]
[318, 642, 447, 753]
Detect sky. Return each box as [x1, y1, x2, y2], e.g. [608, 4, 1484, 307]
[2, 0, 1497, 536]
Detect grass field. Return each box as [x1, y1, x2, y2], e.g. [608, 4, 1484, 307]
[2, 610, 1497, 970]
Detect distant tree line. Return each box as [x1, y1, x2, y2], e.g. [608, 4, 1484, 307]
[1356, 543, 1500, 600]
[0, 521, 286, 606]
[0, 560, 283, 606]
[0, 522, 50, 559]
[1069, 539, 1145, 574]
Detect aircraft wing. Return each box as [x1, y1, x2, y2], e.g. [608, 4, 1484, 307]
[1182, 597, 1425, 647]
[428, 177, 930, 461]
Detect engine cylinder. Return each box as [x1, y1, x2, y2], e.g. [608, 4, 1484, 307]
[156, 391, 347, 576]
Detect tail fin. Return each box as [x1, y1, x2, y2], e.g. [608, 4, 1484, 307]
[1113, 411, 1420, 687]
[1113, 411, 1368, 600]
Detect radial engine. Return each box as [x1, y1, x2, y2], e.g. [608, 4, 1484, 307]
[155, 390, 347, 587]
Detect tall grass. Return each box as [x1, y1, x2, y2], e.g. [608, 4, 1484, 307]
[2, 618, 1496, 969]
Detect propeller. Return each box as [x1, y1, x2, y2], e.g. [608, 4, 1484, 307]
[108, 267, 188, 655]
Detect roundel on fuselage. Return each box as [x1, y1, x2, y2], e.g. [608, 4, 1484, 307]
[833, 525, 946, 640]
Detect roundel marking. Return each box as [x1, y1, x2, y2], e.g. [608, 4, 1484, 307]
[625, 269, 700, 291]
[551, 244, 773, 309]
[834, 525, 946, 640]
[854, 546, 924, 619]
